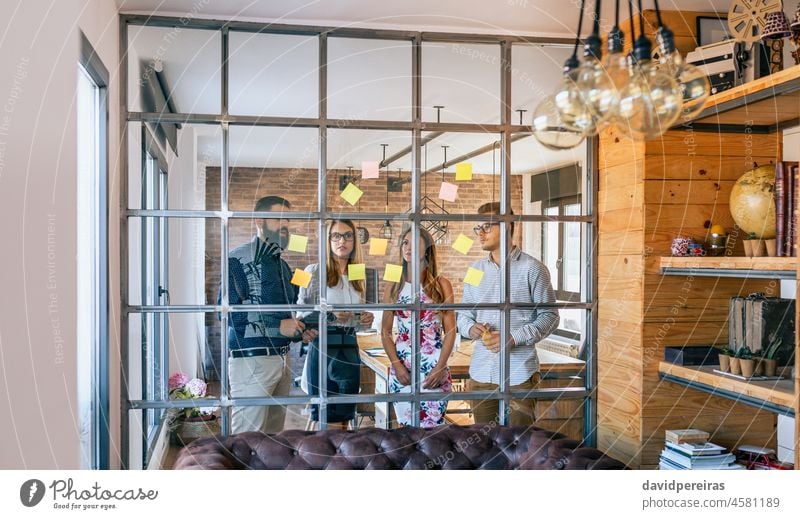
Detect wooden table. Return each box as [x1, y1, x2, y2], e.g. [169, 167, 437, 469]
[356, 333, 586, 436]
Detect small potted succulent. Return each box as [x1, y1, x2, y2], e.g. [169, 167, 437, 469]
[737, 347, 756, 378]
[717, 346, 733, 372]
[729, 347, 742, 376]
[760, 339, 783, 377]
[743, 233, 765, 257]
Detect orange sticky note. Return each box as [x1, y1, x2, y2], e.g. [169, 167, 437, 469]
[291, 268, 312, 288]
[383, 263, 403, 283]
[340, 183, 364, 206]
[452, 234, 474, 255]
[362, 161, 380, 179]
[369, 238, 389, 256]
[464, 267, 484, 287]
[348, 263, 366, 281]
[438, 181, 458, 202]
[286, 234, 308, 253]
[455, 163, 472, 181]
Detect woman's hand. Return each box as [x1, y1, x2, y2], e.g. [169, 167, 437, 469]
[422, 364, 448, 389]
[392, 360, 411, 386]
[360, 312, 374, 328]
[333, 311, 353, 323]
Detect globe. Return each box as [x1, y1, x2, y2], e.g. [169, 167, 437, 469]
[729, 165, 776, 239]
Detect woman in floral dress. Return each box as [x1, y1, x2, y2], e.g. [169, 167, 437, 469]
[380, 228, 455, 428]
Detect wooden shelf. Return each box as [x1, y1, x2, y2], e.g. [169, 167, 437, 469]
[682, 65, 800, 132]
[660, 256, 796, 279]
[659, 362, 795, 416]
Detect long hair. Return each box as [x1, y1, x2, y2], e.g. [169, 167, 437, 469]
[389, 227, 445, 305]
[326, 219, 365, 294]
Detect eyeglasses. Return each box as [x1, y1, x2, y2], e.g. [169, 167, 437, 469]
[330, 231, 355, 242]
[472, 223, 499, 235]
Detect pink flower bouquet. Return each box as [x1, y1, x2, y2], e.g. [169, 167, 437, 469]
[168, 371, 214, 419]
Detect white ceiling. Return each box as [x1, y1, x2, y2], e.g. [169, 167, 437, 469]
[118, 0, 731, 37]
[122, 0, 728, 175]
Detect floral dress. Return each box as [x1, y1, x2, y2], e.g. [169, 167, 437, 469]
[389, 282, 453, 428]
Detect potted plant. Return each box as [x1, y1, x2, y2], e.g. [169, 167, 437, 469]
[737, 347, 756, 378]
[717, 346, 733, 372]
[743, 233, 765, 257]
[168, 372, 219, 445]
[760, 339, 783, 377]
[729, 347, 742, 376]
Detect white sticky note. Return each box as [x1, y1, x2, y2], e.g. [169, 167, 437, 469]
[340, 183, 364, 206]
[464, 267, 484, 287]
[291, 268, 312, 288]
[451, 234, 474, 255]
[383, 264, 403, 283]
[369, 238, 389, 256]
[348, 263, 366, 281]
[438, 181, 458, 202]
[286, 234, 308, 253]
[362, 161, 380, 179]
[455, 163, 473, 181]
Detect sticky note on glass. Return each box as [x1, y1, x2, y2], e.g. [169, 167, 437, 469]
[438, 181, 458, 202]
[369, 237, 389, 256]
[455, 163, 473, 181]
[452, 234, 474, 255]
[362, 161, 380, 179]
[348, 263, 366, 281]
[464, 267, 484, 287]
[384, 263, 403, 283]
[291, 268, 312, 288]
[286, 234, 308, 253]
[340, 183, 364, 206]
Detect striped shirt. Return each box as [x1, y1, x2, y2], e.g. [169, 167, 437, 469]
[457, 248, 559, 385]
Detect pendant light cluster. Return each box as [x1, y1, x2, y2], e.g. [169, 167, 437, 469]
[533, 0, 711, 150]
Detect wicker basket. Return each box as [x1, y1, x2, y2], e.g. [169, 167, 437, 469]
[171, 415, 220, 446]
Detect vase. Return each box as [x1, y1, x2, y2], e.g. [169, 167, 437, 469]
[172, 415, 219, 446]
[718, 353, 730, 372]
[740, 358, 755, 378]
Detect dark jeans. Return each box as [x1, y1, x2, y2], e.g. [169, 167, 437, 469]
[305, 329, 361, 423]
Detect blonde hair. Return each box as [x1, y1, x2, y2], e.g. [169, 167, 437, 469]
[326, 219, 364, 294]
[389, 227, 445, 305]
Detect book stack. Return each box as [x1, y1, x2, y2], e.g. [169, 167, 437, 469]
[775, 161, 799, 257]
[659, 429, 744, 470]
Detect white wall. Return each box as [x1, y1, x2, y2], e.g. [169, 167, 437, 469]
[0, 0, 120, 468]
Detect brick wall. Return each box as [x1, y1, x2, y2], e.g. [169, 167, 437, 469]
[204, 167, 523, 376]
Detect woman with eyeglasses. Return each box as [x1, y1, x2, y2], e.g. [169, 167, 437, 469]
[381, 227, 455, 428]
[297, 219, 374, 428]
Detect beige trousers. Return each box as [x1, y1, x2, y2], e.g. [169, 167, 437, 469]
[228, 354, 292, 434]
[468, 373, 541, 426]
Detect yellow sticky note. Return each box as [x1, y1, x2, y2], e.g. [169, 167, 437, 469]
[384, 263, 403, 283]
[369, 238, 389, 256]
[348, 263, 366, 281]
[464, 267, 484, 287]
[340, 182, 364, 206]
[451, 234, 474, 255]
[286, 234, 308, 253]
[290, 268, 312, 288]
[455, 163, 473, 181]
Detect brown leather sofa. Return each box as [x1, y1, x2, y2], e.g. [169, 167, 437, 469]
[173, 424, 625, 469]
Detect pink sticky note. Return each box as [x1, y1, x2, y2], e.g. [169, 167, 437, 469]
[438, 181, 458, 202]
[362, 161, 380, 179]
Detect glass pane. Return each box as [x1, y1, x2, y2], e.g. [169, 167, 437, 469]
[227, 125, 319, 212]
[511, 44, 572, 122]
[127, 217, 220, 306]
[522, 221, 587, 303]
[229, 32, 318, 117]
[422, 42, 501, 124]
[127, 25, 221, 114]
[325, 129, 412, 213]
[127, 122, 222, 210]
[328, 38, 411, 121]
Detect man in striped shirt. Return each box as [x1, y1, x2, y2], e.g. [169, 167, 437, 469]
[457, 202, 559, 425]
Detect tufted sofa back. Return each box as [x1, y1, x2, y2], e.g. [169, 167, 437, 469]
[173, 424, 625, 470]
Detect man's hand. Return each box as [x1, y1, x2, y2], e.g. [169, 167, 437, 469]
[392, 361, 411, 386]
[483, 331, 516, 353]
[469, 323, 489, 340]
[279, 318, 305, 338]
[301, 328, 318, 344]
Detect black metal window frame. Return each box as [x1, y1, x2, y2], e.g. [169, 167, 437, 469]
[119, 14, 599, 468]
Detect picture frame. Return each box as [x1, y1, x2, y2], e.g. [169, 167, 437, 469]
[696, 15, 732, 47]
